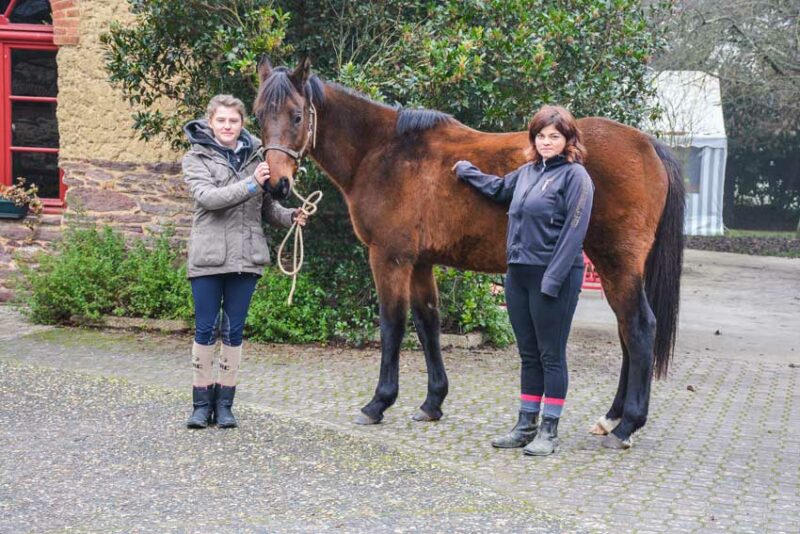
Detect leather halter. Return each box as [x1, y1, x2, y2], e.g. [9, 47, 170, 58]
[261, 100, 317, 163]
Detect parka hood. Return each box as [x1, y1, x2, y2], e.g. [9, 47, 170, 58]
[183, 119, 261, 169]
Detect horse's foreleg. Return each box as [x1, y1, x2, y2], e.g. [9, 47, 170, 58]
[410, 264, 448, 422]
[603, 280, 656, 448]
[355, 251, 412, 425]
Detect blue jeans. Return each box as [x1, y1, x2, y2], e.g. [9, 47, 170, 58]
[190, 273, 259, 347]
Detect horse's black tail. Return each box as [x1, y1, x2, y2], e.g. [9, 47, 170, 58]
[645, 138, 686, 379]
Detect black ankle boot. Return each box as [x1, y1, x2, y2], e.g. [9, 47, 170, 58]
[524, 416, 560, 456]
[187, 385, 215, 429]
[215, 384, 238, 428]
[491, 411, 539, 448]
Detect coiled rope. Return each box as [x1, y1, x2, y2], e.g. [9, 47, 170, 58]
[276, 178, 323, 305]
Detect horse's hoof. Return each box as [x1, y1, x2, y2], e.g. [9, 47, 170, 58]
[589, 415, 621, 435]
[411, 409, 441, 422]
[354, 412, 381, 425]
[601, 433, 633, 449]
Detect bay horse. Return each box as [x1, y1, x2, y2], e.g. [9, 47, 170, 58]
[254, 58, 684, 449]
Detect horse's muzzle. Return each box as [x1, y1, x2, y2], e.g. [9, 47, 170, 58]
[267, 177, 292, 200]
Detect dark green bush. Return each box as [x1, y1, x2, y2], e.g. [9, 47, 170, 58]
[115, 229, 193, 319]
[20, 225, 127, 323]
[246, 270, 330, 344]
[20, 220, 512, 346]
[436, 267, 513, 346]
[273, 193, 380, 346]
[19, 224, 192, 324]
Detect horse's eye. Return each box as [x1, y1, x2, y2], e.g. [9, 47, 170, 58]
[293, 115, 303, 125]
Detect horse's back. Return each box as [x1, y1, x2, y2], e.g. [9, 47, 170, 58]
[439, 117, 670, 275]
[369, 117, 670, 275]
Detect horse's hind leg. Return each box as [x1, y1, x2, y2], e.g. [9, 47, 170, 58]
[589, 326, 628, 435]
[410, 264, 448, 422]
[355, 250, 413, 425]
[602, 276, 657, 448]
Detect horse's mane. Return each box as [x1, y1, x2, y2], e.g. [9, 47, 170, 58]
[255, 67, 455, 136]
[396, 108, 455, 136]
[319, 82, 455, 136]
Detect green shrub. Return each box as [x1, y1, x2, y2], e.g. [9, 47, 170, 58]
[20, 220, 513, 346]
[436, 267, 513, 346]
[20, 225, 127, 323]
[324, 253, 379, 346]
[115, 228, 193, 320]
[19, 224, 192, 324]
[246, 270, 330, 344]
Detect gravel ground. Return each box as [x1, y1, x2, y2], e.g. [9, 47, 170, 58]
[0, 360, 569, 534]
[1, 249, 798, 533]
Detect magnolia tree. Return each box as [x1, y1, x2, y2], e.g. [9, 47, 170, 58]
[105, 0, 667, 144]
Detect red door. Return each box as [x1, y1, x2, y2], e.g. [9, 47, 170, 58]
[0, 1, 63, 212]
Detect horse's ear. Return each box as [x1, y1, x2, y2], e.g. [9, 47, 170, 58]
[290, 56, 312, 89]
[257, 55, 273, 82]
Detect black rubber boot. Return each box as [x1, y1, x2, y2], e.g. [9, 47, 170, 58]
[523, 416, 560, 456]
[186, 385, 215, 429]
[215, 384, 238, 428]
[491, 411, 539, 448]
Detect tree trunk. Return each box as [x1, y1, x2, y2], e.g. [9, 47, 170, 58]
[796, 213, 800, 239]
[723, 161, 736, 231]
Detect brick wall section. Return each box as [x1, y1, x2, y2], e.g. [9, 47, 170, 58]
[52, 0, 80, 46]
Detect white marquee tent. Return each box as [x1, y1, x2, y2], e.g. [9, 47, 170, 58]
[646, 71, 728, 236]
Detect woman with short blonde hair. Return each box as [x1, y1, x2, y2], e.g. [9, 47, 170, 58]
[182, 94, 309, 429]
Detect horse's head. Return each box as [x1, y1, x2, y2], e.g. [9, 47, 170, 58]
[253, 57, 318, 200]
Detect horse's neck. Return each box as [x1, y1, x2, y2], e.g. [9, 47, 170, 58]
[311, 84, 395, 192]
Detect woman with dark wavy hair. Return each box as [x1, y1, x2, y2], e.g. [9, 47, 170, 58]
[453, 105, 594, 456]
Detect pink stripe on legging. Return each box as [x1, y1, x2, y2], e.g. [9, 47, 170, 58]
[544, 397, 565, 406]
[520, 394, 542, 402]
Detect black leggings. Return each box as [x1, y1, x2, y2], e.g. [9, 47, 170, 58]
[504, 264, 583, 418]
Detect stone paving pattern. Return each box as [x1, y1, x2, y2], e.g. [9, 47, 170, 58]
[1, 360, 568, 533]
[2, 307, 798, 533]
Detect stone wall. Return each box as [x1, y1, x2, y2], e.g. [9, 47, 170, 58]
[0, 0, 190, 301]
[61, 159, 190, 241]
[56, 0, 178, 163]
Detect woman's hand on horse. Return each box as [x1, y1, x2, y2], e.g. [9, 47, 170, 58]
[451, 160, 471, 173]
[293, 209, 308, 226]
[255, 162, 270, 185]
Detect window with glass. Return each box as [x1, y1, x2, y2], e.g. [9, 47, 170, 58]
[1, 1, 62, 209]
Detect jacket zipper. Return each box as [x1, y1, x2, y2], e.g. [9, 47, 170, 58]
[511, 168, 547, 247]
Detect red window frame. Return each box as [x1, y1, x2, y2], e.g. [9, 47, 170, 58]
[1, 0, 64, 213]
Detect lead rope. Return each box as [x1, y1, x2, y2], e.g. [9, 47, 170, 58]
[276, 180, 323, 305]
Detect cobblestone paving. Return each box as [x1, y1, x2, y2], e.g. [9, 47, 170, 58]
[3, 309, 798, 533]
[0, 360, 567, 533]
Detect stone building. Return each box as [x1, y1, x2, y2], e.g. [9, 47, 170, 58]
[0, 0, 188, 300]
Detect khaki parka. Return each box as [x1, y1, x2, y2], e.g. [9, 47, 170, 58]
[182, 121, 294, 279]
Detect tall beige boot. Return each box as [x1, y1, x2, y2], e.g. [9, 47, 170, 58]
[215, 344, 242, 428]
[187, 342, 216, 428]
